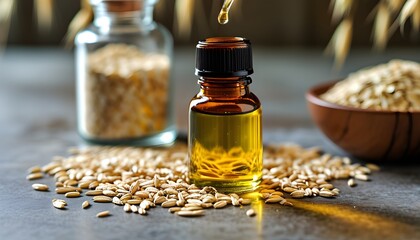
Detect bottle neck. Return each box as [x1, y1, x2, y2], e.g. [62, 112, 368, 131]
[92, 2, 155, 31]
[198, 76, 252, 98]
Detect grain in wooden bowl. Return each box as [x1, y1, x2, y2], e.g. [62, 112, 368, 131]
[306, 60, 420, 162]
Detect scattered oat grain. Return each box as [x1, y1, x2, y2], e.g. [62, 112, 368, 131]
[28, 166, 42, 174]
[96, 211, 110, 218]
[93, 196, 113, 203]
[65, 192, 81, 198]
[246, 209, 256, 217]
[26, 172, 43, 181]
[52, 199, 66, 209]
[32, 183, 49, 191]
[176, 210, 204, 217]
[82, 200, 90, 209]
[213, 201, 227, 209]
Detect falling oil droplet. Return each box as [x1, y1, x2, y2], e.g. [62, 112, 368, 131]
[218, 0, 235, 24]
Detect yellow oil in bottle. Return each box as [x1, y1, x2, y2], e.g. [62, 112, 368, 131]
[189, 107, 263, 193]
[218, 0, 235, 24]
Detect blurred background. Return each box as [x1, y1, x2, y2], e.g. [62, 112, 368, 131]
[0, 0, 419, 140]
[3, 0, 419, 47]
[1, 3, 420, 240]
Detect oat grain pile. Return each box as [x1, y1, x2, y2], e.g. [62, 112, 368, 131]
[321, 60, 420, 111]
[27, 143, 378, 218]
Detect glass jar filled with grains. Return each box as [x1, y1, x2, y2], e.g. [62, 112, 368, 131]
[75, 0, 175, 145]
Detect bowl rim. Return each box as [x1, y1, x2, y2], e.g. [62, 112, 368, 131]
[306, 80, 420, 114]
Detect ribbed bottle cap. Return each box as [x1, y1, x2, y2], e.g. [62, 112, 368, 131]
[195, 37, 253, 77]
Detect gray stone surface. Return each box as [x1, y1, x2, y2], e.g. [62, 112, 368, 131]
[0, 47, 419, 240]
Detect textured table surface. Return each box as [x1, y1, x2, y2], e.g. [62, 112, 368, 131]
[0, 47, 419, 240]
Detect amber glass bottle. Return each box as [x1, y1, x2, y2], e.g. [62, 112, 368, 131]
[188, 37, 263, 193]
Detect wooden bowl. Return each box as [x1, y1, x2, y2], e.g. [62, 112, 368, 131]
[306, 81, 420, 162]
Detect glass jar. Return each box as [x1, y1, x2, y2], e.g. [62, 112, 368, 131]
[75, 0, 176, 146]
[188, 37, 263, 193]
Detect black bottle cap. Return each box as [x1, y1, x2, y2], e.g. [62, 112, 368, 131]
[195, 37, 253, 77]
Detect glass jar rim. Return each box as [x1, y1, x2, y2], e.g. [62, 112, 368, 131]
[90, 0, 158, 12]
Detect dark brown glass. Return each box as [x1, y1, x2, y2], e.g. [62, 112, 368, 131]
[190, 77, 260, 114]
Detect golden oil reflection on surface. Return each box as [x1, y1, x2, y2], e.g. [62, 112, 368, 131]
[289, 199, 418, 238]
[242, 192, 264, 240]
[238, 192, 418, 239]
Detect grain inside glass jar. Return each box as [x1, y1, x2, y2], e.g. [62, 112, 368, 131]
[81, 44, 170, 140]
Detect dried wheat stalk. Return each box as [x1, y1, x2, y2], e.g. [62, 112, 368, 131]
[331, 0, 354, 23]
[0, 0, 15, 47]
[326, 17, 353, 69]
[34, 0, 54, 33]
[174, 0, 195, 39]
[329, 0, 420, 67]
[373, 1, 392, 50]
[326, 0, 354, 69]
[64, 0, 92, 48]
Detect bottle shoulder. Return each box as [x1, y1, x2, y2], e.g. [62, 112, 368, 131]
[190, 92, 261, 115]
